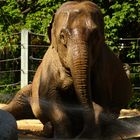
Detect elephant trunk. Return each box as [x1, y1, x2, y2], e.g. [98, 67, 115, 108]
[70, 42, 93, 114]
[70, 42, 97, 137]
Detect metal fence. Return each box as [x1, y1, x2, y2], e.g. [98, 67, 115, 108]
[0, 32, 21, 91]
[0, 29, 48, 94]
[118, 38, 140, 91]
[0, 29, 139, 94]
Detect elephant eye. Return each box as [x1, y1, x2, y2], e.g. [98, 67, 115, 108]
[59, 30, 67, 46]
[92, 27, 98, 35]
[90, 28, 99, 39]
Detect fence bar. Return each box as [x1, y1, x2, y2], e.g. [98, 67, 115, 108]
[0, 57, 21, 63]
[0, 82, 20, 88]
[120, 38, 140, 41]
[21, 29, 29, 88]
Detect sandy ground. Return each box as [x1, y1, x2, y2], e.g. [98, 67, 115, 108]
[0, 104, 140, 139]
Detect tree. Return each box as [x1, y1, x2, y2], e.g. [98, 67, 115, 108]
[103, 0, 140, 50]
[0, 0, 139, 107]
[0, 0, 139, 49]
[0, 0, 65, 48]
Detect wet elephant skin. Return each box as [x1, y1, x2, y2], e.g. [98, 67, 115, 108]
[1, 0, 132, 139]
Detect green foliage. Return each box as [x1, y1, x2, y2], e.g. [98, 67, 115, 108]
[103, 0, 139, 50]
[0, 0, 69, 48]
[0, 86, 20, 103]
[0, 0, 140, 106]
[128, 92, 140, 109]
[0, 85, 20, 95]
[0, 0, 139, 50]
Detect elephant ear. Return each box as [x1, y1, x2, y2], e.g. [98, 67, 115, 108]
[47, 14, 55, 43]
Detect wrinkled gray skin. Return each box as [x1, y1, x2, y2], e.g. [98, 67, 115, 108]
[0, 109, 18, 140]
[2, 1, 132, 139]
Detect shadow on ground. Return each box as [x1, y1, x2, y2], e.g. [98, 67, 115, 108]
[18, 116, 140, 140]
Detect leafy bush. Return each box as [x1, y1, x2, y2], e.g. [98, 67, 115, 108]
[0, 0, 140, 107]
[0, 0, 139, 49]
[0, 85, 20, 103]
[128, 91, 140, 109]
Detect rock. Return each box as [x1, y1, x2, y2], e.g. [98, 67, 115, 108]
[0, 109, 18, 140]
[119, 109, 140, 118]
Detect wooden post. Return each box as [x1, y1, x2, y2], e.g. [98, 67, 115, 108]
[21, 29, 29, 88]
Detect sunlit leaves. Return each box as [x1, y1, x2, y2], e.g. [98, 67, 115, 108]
[104, 0, 139, 51]
[0, 0, 139, 51]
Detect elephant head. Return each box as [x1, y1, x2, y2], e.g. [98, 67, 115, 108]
[50, 0, 105, 135]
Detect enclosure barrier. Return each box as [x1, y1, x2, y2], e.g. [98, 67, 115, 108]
[21, 29, 29, 88]
[119, 38, 140, 90]
[0, 29, 48, 90]
[0, 31, 21, 88]
[0, 29, 139, 92]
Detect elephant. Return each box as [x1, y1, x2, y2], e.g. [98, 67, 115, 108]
[1, 0, 132, 139]
[0, 109, 18, 140]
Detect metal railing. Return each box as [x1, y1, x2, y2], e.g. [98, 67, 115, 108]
[0, 30, 139, 92]
[118, 38, 140, 91]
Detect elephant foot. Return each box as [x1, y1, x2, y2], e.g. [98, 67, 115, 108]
[42, 122, 53, 138]
[43, 123, 72, 138]
[76, 111, 101, 139]
[54, 125, 72, 138]
[77, 124, 100, 139]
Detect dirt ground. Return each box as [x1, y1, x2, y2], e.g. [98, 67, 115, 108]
[1, 104, 140, 140]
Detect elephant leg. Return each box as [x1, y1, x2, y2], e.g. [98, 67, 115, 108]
[52, 103, 72, 138]
[42, 102, 84, 138]
[43, 122, 53, 138]
[1, 84, 35, 120]
[31, 97, 72, 138]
